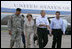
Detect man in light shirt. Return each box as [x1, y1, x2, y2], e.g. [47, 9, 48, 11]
[50, 11, 65, 48]
[36, 10, 51, 48]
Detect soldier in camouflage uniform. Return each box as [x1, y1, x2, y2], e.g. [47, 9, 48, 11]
[8, 8, 24, 48]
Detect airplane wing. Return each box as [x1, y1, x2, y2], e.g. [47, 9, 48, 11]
[47, 16, 65, 19]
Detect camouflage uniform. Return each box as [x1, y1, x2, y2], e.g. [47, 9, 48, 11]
[8, 14, 24, 48]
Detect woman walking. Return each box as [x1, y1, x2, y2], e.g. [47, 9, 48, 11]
[24, 14, 36, 48]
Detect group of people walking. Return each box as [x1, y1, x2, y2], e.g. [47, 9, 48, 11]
[8, 8, 65, 48]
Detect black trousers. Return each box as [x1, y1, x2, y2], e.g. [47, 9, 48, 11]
[21, 33, 26, 48]
[21, 34, 25, 45]
[37, 28, 48, 48]
[52, 29, 63, 48]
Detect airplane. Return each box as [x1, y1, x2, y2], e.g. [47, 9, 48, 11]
[1, 1, 71, 34]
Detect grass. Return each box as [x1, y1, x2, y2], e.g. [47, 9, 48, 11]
[1, 27, 8, 32]
[1, 30, 8, 32]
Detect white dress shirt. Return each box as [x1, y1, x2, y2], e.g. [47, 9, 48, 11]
[36, 16, 49, 28]
[50, 17, 65, 34]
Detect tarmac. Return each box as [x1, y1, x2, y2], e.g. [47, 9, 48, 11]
[1, 31, 71, 48]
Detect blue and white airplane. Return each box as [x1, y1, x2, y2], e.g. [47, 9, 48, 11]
[1, 1, 71, 34]
[1, 1, 71, 18]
